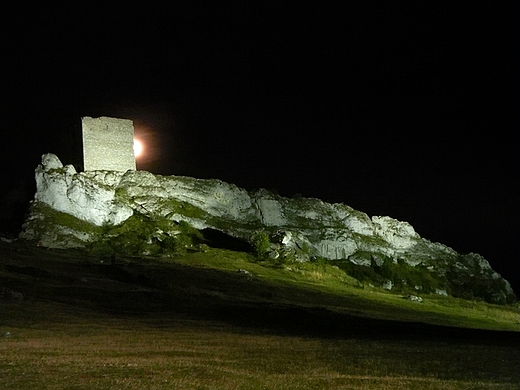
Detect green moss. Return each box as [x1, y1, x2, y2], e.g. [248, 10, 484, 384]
[159, 198, 208, 220]
[379, 258, 443, 294]
[88, 213, 206, 257]
[22, 202, 102, 249]
[332, 253, 444, 294]
[28, 202, 101, 235]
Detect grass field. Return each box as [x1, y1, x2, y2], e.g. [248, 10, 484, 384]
[1, 240, 519, 389]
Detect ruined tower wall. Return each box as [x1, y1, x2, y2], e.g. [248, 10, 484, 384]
[82, 116, 136, 171]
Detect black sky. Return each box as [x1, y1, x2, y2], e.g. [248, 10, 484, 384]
[2, 3, 519, 293]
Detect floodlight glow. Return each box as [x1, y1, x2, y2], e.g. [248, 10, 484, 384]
[133, 139, 143, 157]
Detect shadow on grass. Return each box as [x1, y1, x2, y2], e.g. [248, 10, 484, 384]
[1, 240, 519, 347]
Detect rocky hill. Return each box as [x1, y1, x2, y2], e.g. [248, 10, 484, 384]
[20, 153, 516, 304]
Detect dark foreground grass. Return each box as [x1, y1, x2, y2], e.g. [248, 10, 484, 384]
[1, 240, 519, 389]
[1, 301, 520, 390]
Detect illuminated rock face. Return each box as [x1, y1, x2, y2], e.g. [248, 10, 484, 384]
[82, 116, 136, 172]
[22, 154, 413, 260]
[32, 154, 133, 227]
[21, 153, 516, 304]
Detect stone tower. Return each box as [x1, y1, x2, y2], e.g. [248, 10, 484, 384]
[82, 116, 136, 171]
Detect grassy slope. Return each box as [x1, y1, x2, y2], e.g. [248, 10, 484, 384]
[1, 239, 520, 389]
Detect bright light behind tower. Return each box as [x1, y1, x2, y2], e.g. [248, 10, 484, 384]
[133, 139, 143, 157]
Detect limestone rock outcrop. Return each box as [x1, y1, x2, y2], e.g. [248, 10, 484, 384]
[20, 154, 516, 304]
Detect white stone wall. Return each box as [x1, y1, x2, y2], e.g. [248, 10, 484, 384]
[82, 116, 136, 172]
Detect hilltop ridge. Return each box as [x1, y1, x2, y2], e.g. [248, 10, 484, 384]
[20, 153, 516, 304]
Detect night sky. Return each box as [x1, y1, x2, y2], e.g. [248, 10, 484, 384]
[3, 3, 519, 294]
